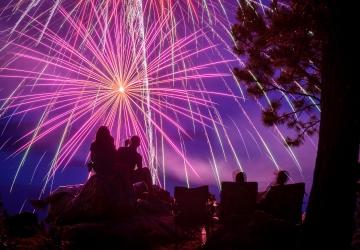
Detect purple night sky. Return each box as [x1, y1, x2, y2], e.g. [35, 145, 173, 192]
[0, 1, 317, 214]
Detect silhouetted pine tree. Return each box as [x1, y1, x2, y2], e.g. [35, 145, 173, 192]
[232, 0, 359, 249]
[232, 0, 324, 146]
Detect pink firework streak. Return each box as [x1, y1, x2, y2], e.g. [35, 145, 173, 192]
[0, 0, 310, 193]
[0, 1, 240, 191]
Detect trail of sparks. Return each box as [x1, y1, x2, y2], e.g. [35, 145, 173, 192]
[0, 0, 311, 190]
[0, 1, 235, 189]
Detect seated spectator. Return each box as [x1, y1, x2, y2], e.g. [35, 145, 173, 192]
[235, 171, 247, 183]
[117, 135, 152, 192]
[258, 170, 289, 202]
[31, 126, 134, 224]
[257, 171, 305, 224]
[274, 170, 289, 186]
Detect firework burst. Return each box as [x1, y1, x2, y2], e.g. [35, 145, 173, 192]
[0, 1, 239, 191]
[0, 0, 310, 194]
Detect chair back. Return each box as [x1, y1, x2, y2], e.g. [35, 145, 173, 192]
[220, 182, 258, 222]
[261, 182, 305, 224]
[174, 185, 209, 227]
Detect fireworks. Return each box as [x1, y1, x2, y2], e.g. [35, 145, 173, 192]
[0, 0, 310, 193]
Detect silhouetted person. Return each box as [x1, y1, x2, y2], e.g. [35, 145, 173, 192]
[235, 171, 247, 183]
[31, 126, 129, 223]
[117, 135, 142, 170]
[88, 126, 116, 176]
[258, 170, 290, 206]
[275, 170, 289, 186]
[261, 170, 289, 196]
[31, 126, 116, 210]
[117, 135, 152, 192]
[257, 170, 305, 225]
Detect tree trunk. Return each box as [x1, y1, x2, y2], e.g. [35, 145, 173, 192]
[302, 1, 359, 249]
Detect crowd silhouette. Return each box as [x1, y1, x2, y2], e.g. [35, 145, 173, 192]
[26, 125, 306, 249]
[31, 126, 153, 224]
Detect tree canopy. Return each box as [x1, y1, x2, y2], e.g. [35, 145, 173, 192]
[232, 0, 327, 146]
